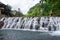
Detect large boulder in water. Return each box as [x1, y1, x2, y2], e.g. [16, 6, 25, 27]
[0, 21, 4, 29]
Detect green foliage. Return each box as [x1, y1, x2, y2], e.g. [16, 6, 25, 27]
[6, 4, 12, 10]
[26, 0, 60, 16]
[15, 10, 24, 17]
[11, 10, 24, 17]
[26, 3, 41, 16]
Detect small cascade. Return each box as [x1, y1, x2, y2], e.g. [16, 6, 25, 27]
[0, 17, 60, 31]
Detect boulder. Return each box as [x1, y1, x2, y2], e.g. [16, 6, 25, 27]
[0, 21, 4, 29]
[48, 26, 51, 31]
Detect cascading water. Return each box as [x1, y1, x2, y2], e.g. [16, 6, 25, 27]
[0, 17, 60, 33]
[0, 17, 60, 31]
[1, 17, 60, 36]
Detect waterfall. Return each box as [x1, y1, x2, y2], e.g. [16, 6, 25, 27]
[0, 17, 60, 32]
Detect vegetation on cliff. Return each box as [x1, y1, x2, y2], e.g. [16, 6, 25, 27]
[25, 0, 60, 16]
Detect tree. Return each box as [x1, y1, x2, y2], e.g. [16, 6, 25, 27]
[40, 0, 60, 16]
[6, 4, 12, 10]
[26, 0, 60, 16]
[26, 3, 41, 16]
[0, 2, 13, 16]
[11, 10, 24, 17]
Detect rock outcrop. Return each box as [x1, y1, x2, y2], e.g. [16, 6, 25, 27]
[0, 21, 4, 29]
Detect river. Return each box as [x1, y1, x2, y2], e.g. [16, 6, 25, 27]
[0, 30, 60, 40]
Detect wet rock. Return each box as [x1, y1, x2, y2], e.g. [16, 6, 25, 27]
[30, 25, 33, 29]
[53, 25, 56, 31]
[0, 21, 4, 29]
[42, 23, 48, 27]
[42, 23, 45, 27]
[48, 26, 51, 31]
[35, 25, 40, 30]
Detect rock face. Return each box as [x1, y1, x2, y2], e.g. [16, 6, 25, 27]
[0, 21, 4, 29]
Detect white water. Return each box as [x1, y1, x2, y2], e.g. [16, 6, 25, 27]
[0, 17, 60, 36]
[49, 31, 60, 36]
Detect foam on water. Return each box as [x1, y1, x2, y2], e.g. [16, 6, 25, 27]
[49, 31, 60, 36]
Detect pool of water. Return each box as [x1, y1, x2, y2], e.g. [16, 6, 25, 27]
[0, 30, 60, 40]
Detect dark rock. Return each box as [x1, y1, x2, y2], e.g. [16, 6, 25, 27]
[20, 25, 24, 29]
[48, 26, 51, 31]
[35, 25, 40, 30]
[53, 25, 56, 31]
[30, 25, 33, 29]
[42, 23, 48, 27]
[42, 23, 45, 27]
[0, 21, 4, 29]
